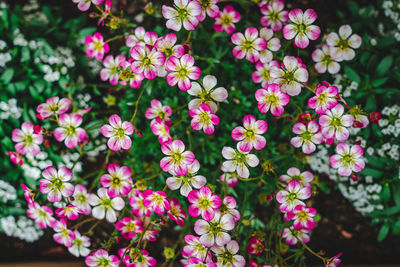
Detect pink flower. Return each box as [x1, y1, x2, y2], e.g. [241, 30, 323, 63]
[130, 45, 165, 80]
[219, 167, 238, 188]
[155, 33, 185, 60]
[308, 84, 338, 114]
[259, 28, 281, 63]
[115, 217, 144, 239]
[142, 190, 171, 215]
[166, 159, 207, 197]
[85, 249, 120, 267]
[188, 186, 221, 221]
[160, 139, 195, 175]
[211, 240, 246, 267]
[72, 0, 103, 11]
[36, 96, 72, 119]
[182, 235, 209, 260]
[167, 197, 187, 227]
[162, 0, 202, 31]
[353, 113, 369, 129]
[327, 24, 362, 61]
[7, 152, 23, 166]
[276, 180, 311, 212]
[318, 104, 354, 141]
[252, 60, 279, 88]
[221, 144, 259, 178]
[54, 113, 87, 149]
[213, 5, 241, 34]
[247, 237, 265, 256]
[189, 104, 220, 134]
[330, 143, 365, 176]
[101, 114, 134, 151]
[88, 187, 125, 223]
[68, 230, 91, 257]
[50, 219, 76, 248]
[12, 122, 43, 156]
[100, 55, 126, 85]
[118, 248, 156, 267]
[71, 184, 92, 215]
[280, 167, 314, 187]
[290, 120, 323, 154]
[27, 202, 56, 229]
[166, 54, 201, 91]
[85, 32, 109, 60]
[150, 118, 172, 144]
[327, 253, 342, 267]
[194, 210, 235, 247]
[40, 166, 75, 202]
[231, 27, 267, 63]
[270, 56, 309, 96]
[118, 61, 145, 88]
[126, 27, 146, 48]
[55, 205, 81, 220]
[186, 256, 216, 267]
[231, 115, 268, 152]
[187, 75, 228, 113]
[145, 99, 173, 125]
[282, 227, 310, 245]
[260, 1, 288, 31]
[21, 184, 34, 205]
[255, 83, 290, 117]
[100, 164, 132, 197]
[129, 189, 153, 217]
[282, 9, 321, 48]
[221, 196, 240, 222]
[312, 45, 341, 74]
[287, 205, 317, 230]
[197, 0, 219, 21]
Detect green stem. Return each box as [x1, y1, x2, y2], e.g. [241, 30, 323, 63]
[130, 86, 146, 123]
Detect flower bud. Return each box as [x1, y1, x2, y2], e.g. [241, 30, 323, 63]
[163, 247, 175, 260]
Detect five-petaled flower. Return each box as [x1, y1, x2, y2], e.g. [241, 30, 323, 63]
[255, 83, 290, 117]
[189, 104, 220, 135]
[54, 113, 87, 149]
[260, 1, 288, 31]
[247, 237, 265, 256]
[100, 55, 126, 85]
[162, 0, 202, 31]
[211, 240, 246, 267]
[276, 180, 311, 212]
[214, 5, 241, 34]
[290, 120, 323, 154]
[37, 96, 72, 119]
[145, 99, 173, 125]
[142, 190, 171, 215]
[308, 83, 339, 114]
[318, 104, 354, 141]
[166, 54, 201, 91]
[188, 186, 222, 221]
[287, 205, 317, 230]
[100, 164, 132, 198]
[12, 122, 43, 156]
[231, 27, 267, 63]
[160, 139, 196, 176]
[101, 114, 134, 151]
[312, 45, 341, 74]
[68, 230, 91, 257]
[72, 0, 104, 11]
[231, 114, 268, 152]
[50, 218, 76, 248]
[115, 217, 144, 239]
[130, 44, 166, 80]
[259, 27, 281, 63]
[27, 202, 56, 229]
[85, 249, 120, 267]
[327, 24, 362, 61]
[329, 142, 365, 176]
[282, 226, 311, 245]
[167, 197, 187, 227]
[40, 166, 75, 202]
[280, 167, 314, 187]
[85, 32, 109, 60]
[88, 187, 125, 223]
[221, 144, 260, 178]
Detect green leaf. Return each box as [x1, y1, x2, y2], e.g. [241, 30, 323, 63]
[372, 77, 388, 87]
[382, 185, 391, 203]
[393, 218, 400, 235]
[360, 167, 383, 178]
[343, 65, 361, 83]
[393, 181, 400, 207]
[376, 55, 393, 76]
[365, 95, 376, 112]
[1, 68, 14, 84]
[377, 222, 390, 242]
[377, 37, 396, 48]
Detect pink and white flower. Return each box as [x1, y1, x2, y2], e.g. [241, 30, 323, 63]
[327, 253, 342, 267]
[50, 219, 76, 248]
[166, 159, 207, 197]
[118, 61, 145, 89]
[308, 84, 339, 114]
[130, 45, 165, 80]
[40, 166, 74, 202]
[219, 168, 238, 188]
[100, 164, 132, 197]
[252, 60, 279, 88]
[12, 122, 43, 156]
[187, 75, 228, 113]
[194, 210, 235, 247]
[270, 56, 308, 96]
[211, 240, 246, 267]
[182, 235, 209, 260]
[71, 184, 92, 215]
[318, 104, 354, 141]
[160, 139, 195, 176]
[189, 104, 220, 135]
[188, 186, 221, 221]
[72, 0, 103, 11]
[221, 196, 240, 222]
[145, 99, 173, 125]
[330, 143, 365, 176]
[162, 0, 202, 31]
[255, 83, 290, 117]
[282, 9, 321, 48]
[126, 27, 146, 48]
[327, 24, 362, 61]
[276, 180, 311, 212]
[155, 33, 185, 59]
[312, 45, 341, 74]
[118, 248, 156, 267]
[214, 5, 241, 34]
[101, 114, 134, 151]
[290, 120, 323, 154]
[282, 227, 310, 245]
[260, 1, 288, 31]
[27, 202, 55, 229]
[167, 197, 187, 227]
[231, 27, 267, 63]
[231, 114, 268, 152]
[247, 237, 265, 256]
[54, 113, 87, 149]
[37, 96, 72, 119]
[100, 55, 126, 85]
[221, 144, 260, 178]
[150, 118, 172, 144]
[166, 54, 201, 91]
[68, 230, 91, 257]
[7, 152, 23, 166]
[280, 167, 314, 187]
[287, 205, 317, 230]
[85, 249, 120, 267]
[115, 217, 144, 239]
[55, 205, 81, 220]
[142, 190, 171, 215]
[259, 28, 281, 63]
[88, 188, 125, 223]
[197, 0, 219, 21]
[85, 32, 109, 60]
[185, 256, 216, 267]
[129, 190, 152, 217]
